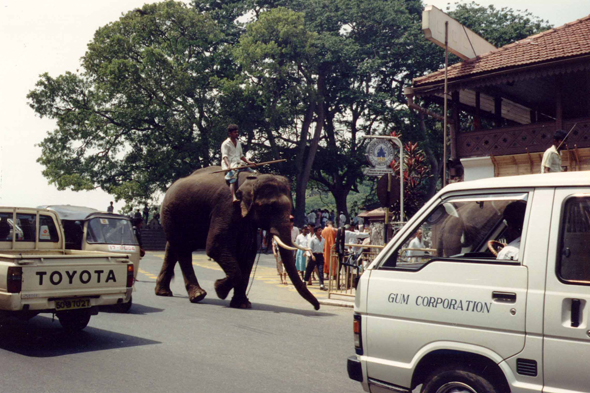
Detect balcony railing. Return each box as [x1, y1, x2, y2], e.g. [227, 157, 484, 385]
[457, 117, 590, 159]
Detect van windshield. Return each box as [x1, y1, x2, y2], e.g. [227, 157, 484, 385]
[87, 218, 138, 245]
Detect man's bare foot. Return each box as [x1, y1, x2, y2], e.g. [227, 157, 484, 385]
[232, 198, 240, 204]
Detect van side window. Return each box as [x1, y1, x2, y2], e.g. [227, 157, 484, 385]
[39, 215, 60, 243]
[381, 193, 528, 269]
[558, 196, 590, 283]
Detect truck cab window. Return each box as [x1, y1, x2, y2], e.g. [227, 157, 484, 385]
[16, 214, 35, 242]
[558, 196, 590, 283]
[39, 215, 59, 242]
[381, 193, 528, 269]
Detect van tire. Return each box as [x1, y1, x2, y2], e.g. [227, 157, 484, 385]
[57, 309, 91, 332]
[421, 366, 499, 393]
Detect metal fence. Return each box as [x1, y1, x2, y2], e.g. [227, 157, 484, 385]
[327, 244, 385, 299]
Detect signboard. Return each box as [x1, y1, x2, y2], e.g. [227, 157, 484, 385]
[364, 138, 395, 177]
[422, 5, 496, 60]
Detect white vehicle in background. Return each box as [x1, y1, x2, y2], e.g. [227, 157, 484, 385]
[348, 172, 590, 393]
[0, 207, 134, 331]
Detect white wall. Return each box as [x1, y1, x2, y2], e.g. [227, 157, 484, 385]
[461, 156, 495, 181]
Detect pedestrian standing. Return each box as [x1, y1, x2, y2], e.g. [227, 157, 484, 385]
[295, 227, 309, 280]
[272, 238, 287, 285]
[339, 211, 346, 227]
[305, 227, 327, 291]
[107, 201, 114, 214]
[541, 130, 567, 173]
[142, 204, 149, 223]
[321, 221, 337, 279]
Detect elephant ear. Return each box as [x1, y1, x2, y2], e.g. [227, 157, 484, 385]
[236, 179, 255, 218]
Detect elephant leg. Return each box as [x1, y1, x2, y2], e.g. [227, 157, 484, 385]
[175, 251, 207, 303]
[214, 277, 232, 300]
[212, 250, 250, 309]
[155, 242, 176, 297]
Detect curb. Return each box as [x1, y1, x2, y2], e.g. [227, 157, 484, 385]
[319, 298, 354, 308]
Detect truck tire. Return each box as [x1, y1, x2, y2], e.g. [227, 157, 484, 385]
[113, 296, 132, 313]
[57, 309, 91, 332]
[421, 366, 499, 393]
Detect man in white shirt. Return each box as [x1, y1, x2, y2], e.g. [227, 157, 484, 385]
[541, 130, 567, 173]
[339, 211, 346, 227]
[304, 227, 327, 290]
[221, 124, 256, 203]
[407, 228, 426, 262]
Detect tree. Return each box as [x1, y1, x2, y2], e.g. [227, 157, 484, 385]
[28, 2, 228, 203]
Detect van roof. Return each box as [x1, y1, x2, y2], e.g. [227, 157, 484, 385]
[443, 172, 590, 193]
[38, 205, 129, 222]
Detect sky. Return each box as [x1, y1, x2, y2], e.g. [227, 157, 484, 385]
[1, 0, 589, 213]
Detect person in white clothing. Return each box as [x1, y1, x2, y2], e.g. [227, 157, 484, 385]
[221, 124, 256, 203]
[541, 129, 567, 173]
[407, 228, 426, 262]
[496, 201, 527, 261]
[295, 227, 309, 279]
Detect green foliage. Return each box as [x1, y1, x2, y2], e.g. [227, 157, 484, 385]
[448, 1, 552, 47]
[29, 1, 228, 203]
[28, 0, 551, 211]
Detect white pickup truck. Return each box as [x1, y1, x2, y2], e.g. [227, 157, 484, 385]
[0, 207, 134, 331]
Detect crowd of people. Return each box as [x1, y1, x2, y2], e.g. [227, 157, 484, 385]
[265, 211, 371, 290]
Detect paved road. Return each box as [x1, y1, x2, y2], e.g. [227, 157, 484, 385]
[0, 251, 361, 393]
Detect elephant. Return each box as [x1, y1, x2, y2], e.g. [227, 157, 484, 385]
[433, 200, 511, 257]
[154, 166, 320, 310]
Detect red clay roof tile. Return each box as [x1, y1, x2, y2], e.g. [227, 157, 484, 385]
[414, 14, 590, 87]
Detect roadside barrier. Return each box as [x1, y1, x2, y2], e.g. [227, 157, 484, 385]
[327, 244, 385, 299]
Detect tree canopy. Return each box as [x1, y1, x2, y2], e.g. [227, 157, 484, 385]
[29, 0, 552, 218]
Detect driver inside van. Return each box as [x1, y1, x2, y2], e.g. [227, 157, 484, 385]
[496, 201, 526, 260]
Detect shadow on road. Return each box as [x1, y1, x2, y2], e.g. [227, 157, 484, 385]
[0, 317, 160, 358]
[164, 295, 336, 317]
[100, 303, 165, 315]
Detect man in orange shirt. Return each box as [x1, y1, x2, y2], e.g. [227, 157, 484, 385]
[321, 221, 337, 279]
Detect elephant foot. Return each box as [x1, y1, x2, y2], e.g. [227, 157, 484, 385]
[214, 278, 233, 300]
[188, 287, 207, 303]
[230, 297, 252, 309]
[155, 286, 173, 297]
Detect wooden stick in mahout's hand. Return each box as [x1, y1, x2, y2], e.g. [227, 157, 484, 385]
[211, 159, 287, 174]
[556, 123, 577, 151]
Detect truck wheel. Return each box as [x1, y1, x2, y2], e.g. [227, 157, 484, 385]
[421, 366, 499, 393]
[113, 296, 132, 313]
[57, 310, 91, 332]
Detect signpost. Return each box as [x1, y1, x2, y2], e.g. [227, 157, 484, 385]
[363, 135, 404, 243]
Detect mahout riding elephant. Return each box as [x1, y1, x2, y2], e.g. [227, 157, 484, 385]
[155, 167, 320, 310]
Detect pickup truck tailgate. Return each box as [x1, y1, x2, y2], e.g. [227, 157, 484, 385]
[21, 255, 129, 294]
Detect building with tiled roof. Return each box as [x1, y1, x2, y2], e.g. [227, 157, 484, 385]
[406, 14, 590, 180]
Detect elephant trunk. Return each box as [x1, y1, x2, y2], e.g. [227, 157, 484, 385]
[272, 227, 320, 310]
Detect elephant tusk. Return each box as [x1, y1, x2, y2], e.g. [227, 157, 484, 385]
[272, 235, 298, 251]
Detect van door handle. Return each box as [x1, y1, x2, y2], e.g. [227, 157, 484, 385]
[492, 292, 517, 303]
[571, 299, 581, 328]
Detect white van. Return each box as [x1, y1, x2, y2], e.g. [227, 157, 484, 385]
[348, 172, 590, 393]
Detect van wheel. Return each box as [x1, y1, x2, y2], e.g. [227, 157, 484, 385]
[57, 309, 91, 332]
[421, 366, 499, 393]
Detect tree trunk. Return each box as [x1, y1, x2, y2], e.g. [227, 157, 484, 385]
[295, 68, 327, 227]
[294, 100, 316, 227]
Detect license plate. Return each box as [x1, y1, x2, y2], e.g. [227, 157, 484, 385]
[54, 298, 91, 311]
